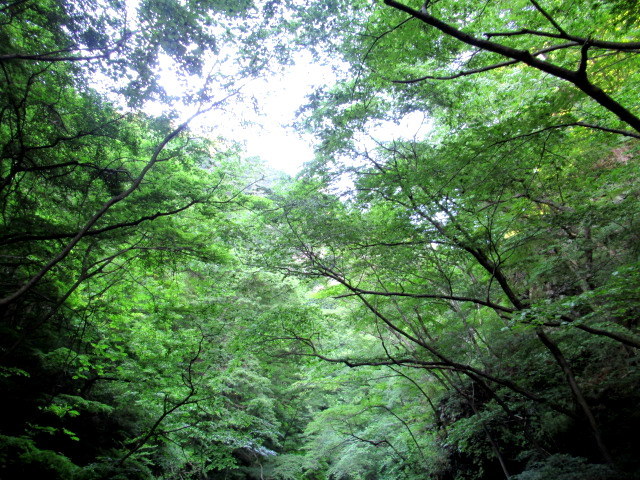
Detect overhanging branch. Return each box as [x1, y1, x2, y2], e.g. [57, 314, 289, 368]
[383, 0, 640, 132]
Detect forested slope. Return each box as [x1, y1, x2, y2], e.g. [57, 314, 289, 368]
[1, 0, 639, 479]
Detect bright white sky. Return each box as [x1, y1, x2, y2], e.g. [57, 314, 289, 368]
[145, 51, 333, 176]
[211, 52, 333, 176]
[103, 1, 433, 177]
[146, 46, 430, 178]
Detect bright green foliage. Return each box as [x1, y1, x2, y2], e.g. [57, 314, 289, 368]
[0, 0, 308, 478]
[260, 0, 640, 479]
[2, 0, 640, 479]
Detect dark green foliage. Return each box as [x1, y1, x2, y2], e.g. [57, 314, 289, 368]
[0, 0, 305, 478]
[255, 0, 640, 479]
[1, 0, 640, 479]
[513, 455, 617, 480]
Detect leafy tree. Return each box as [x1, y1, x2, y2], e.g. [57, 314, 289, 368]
[2, 0, 639, 479]
[0, 0, 310, 478]
[263, 0, 640, 478]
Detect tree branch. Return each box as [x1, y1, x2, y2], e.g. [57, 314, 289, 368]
[529, 0, 567, 36]
[0, 200, 202, 245]
[383, 0, 640, 132]
[0, 104, 215, 306]
[536, 328, 612, 462]
[335, 287, 516, 313]
[0, 34, 132, 63]
[391, 42, 579, 83]
[303, 254, 576, 418]
[482, 28, 640, 51]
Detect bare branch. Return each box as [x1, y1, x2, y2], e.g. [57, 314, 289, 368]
[547, 316, 640, 349]
[362, 17, 414, 63]
[487, 122, 640, 145]
[0, 34, 133, 64]
[303, 255, 575, 418]
[536, 328, 612, 462]
[577, 40, 590, 79]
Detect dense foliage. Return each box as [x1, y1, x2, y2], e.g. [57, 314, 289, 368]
[1, 0, 639, 479]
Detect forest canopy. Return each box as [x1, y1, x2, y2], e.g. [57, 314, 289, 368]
[0, 0, 639, 479]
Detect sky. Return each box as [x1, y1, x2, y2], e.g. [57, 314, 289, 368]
[145, 45, 431, 178]
[82, 0, 440, 181]
[219, 57, 433, 176]
[216, 53, 334, 176]
[110, 1, 432, 178]
[192, 59, 431, 177]
[145, 50, 335, 177]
